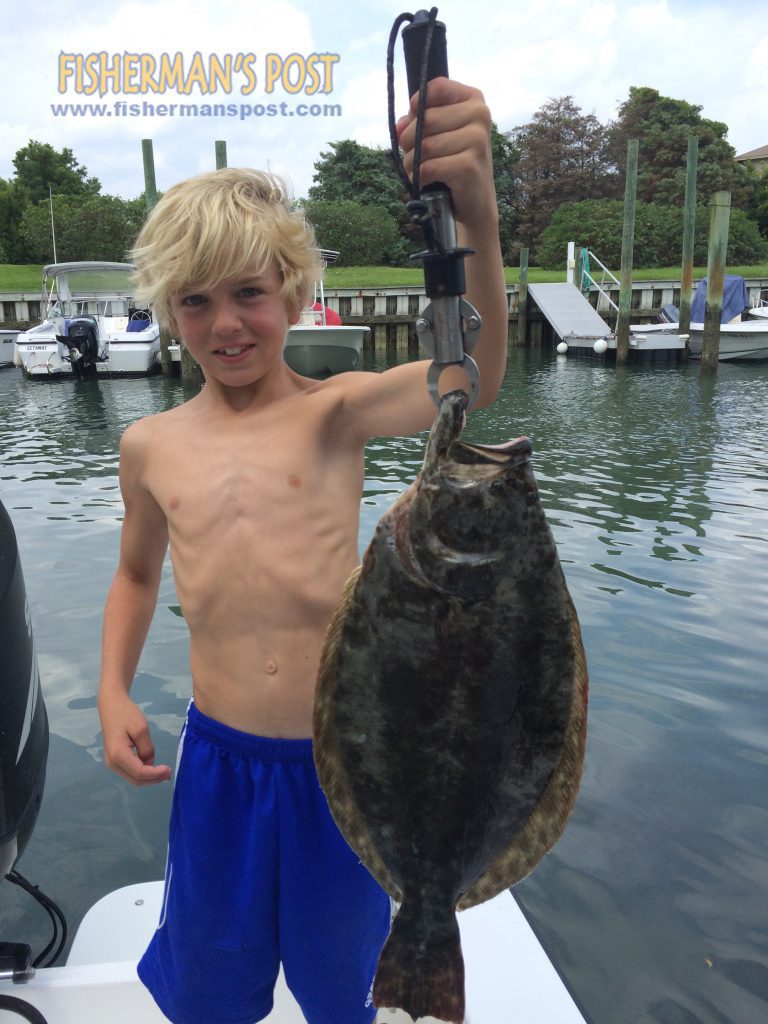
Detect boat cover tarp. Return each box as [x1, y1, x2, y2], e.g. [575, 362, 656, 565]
[691, 276, 749, 323]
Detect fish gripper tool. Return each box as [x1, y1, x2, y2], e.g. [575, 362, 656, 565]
[389, 7, 482, 410]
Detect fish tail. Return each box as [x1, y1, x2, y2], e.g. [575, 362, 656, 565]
[373, 900, 465, 1024]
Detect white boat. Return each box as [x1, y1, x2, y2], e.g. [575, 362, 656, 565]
[0, 495, 587, 1024]
[627, 319, 768, 362]
[284, 320, 370, 376]
[686, 319, 768, 362]
[15, 262, 161, 380]
[283, 250, 370, 377]
[0, 329, 19, 368]
[628, 276, 768, 362]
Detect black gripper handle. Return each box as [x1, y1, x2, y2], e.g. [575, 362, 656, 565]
[402, 10, 448, 98]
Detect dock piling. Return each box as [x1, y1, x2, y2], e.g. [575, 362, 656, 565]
[678, 136, 699, 359]
[518, 248, 529, 347]
[616, 139, 639, 365]
[159, 328, 173, 376]
[215, 141, 228, 169]
[141, 140, 158, 212]
[180, 344, 204, 387]
[701, 191, 732, 371]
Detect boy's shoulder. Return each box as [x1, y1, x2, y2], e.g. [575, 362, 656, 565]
[120, 398, 197, 455]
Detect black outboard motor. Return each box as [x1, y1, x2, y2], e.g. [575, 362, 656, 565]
[0, 497, 47, 880]
[57, 315, 100, 381]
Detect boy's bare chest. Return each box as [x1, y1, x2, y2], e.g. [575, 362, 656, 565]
[143, 408, 363, 552]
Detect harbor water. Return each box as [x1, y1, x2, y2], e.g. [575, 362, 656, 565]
[1, 348, 767, 1023]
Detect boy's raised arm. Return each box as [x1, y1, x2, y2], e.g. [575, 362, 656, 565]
[98, 422, 172, 786]
[333, 79, 508, 441]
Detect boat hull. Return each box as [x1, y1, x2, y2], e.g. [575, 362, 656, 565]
[284, 325, 369, 377]
[15, 336, 161, 378]
[687, 322, 768, 362]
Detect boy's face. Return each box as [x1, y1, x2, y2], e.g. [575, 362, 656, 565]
[170, 261, 299, 385]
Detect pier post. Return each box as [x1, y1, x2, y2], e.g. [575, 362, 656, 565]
[701, 191, 731, 371]
[215, 141, 228, 169]
[616, 139, 639, 365]
[518, 247, 529, 347]
[678, 136, 699, 359]
[159, 328, 173, 375]
[180, 344, 205, 388]
[141, 140, 158, 212]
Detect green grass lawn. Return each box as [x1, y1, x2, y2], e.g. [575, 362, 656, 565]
[2, 262, 766, 294]
[0, 266, 44, 291]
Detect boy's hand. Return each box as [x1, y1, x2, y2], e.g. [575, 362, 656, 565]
[99, 690, 172, 786]
[396, 78, 496, 229]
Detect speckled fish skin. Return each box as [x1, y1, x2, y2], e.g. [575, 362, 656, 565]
[314, 389, 588, 1024]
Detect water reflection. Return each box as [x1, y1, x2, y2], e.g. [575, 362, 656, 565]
[1, 350, 767, 1021]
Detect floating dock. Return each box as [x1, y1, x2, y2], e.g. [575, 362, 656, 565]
[527, 282, 686, 359]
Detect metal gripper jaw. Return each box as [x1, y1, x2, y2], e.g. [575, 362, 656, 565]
[416, 297, 482, 410]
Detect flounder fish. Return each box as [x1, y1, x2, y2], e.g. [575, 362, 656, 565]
[314, 389, 588, 1024]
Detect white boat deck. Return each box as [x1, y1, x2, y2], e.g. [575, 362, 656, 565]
[0, 882, 587, 1024]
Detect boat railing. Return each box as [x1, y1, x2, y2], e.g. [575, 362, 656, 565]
[579, 248, 620, 313]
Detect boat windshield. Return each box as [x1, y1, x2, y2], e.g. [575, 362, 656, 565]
[48, 267, 135, 303]
[52, 298, 130, 318]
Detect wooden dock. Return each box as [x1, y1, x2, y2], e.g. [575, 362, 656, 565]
[2, 277, 766, 363]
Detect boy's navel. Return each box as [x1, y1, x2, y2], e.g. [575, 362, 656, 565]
[265, 658, 278, 675]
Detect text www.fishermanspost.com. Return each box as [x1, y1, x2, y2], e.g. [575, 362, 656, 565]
[50, 100, 343, 122]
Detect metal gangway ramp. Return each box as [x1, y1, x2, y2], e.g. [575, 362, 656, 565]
[528, 283, 612, 342]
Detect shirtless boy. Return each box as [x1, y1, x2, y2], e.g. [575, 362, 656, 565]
[98, 78, 508, 1024]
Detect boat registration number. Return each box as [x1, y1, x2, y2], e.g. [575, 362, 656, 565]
[24, 345, 51, 351]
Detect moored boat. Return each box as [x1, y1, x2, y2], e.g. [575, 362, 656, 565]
[283, 250, 370, 377]
[629, 275, 768, 362]
[15, 263, 161, 380]
[687, 320, 768, 362]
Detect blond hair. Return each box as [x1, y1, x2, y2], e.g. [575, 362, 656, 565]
[131, 169, 323, 329]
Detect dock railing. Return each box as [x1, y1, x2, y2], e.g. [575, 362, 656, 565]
[578, 247, 620, 313]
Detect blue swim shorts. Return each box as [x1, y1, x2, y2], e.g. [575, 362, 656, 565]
[138, 702, 391, 1024]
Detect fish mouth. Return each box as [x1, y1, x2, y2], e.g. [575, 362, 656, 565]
[448, 436, 533, 468]
[425, 392, 532, 471]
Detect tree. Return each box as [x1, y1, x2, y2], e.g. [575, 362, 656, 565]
[309, 141, 404, 218]
[508, 96, 613, 257]
[604, 87, 749, 208]
[302, 200, 400, 266]
[489, 122, 519, 263]
[12, 141, 101, 204]
[538, 198, 768, 270]
[21, 194, 146, 263]
[0, 179, 28, 264]
[740, 162, 768, 238]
